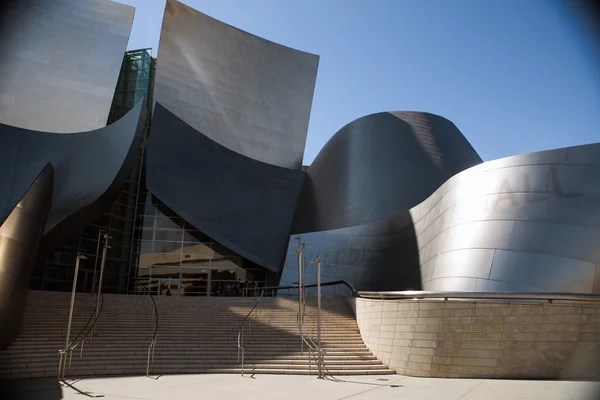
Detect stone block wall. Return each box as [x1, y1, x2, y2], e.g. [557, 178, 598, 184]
[348, 298, 600, 379]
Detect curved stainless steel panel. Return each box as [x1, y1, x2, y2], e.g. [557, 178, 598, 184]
[410, 142, 600, 293]
[146, 104, 305, 273]
[0, 0, 134, 133]
[281, 112, 481, 291]
[280, 212, 421, 293]
[154, 0, 319, 169]
[0, 163, 53, 349]
[0, 101, 147, 253]
[292, 112, 482, 234]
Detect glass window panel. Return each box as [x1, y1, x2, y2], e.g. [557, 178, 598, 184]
[211, 259, 240, 270]
[155, 216, 181, 230]
[153, 241, 182, 254]
[154, 229, 182, 242]
[142, 215, 154, 228]
[181, 259, 211, 268]
[139, 241, 153, 253]
[141, 228, 153, 241]
[137, 252, 153, 269]
[181, 243, 213, 256]
[152, 252, 181, 267]
[182, 230, 201, 243]
[149, 265, 181, 281]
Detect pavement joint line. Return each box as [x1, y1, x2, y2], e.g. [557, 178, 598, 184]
[456, 379, 488, 400]
[334, 376, 406, 400]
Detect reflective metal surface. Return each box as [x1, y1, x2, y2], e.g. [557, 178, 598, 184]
[146, 104, 305, 273]
[0, 0, 134, 133]
[282, 112, 481, 291]
[410, 142, 600, 293]
[154, 0, 319, 169]
[292, 112, 482, 233]
[0, 164, 53, 349]
[0, 101, 147, 254]
[280, 212, 421, 293]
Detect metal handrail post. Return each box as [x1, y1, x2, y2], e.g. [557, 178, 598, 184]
[61, 253, 87, 381]
[310, 257, 323, 378]
[295, 237, 304, 354]
[91, 229, 103, 294]
[93, 235, 111, 338]
[317, 258, 322, 378]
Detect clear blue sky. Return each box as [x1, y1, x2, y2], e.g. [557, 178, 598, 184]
[118, 0, 600, 165]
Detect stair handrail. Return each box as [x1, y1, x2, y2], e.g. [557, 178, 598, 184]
[237, 289, 264, 376]
[297, 309, 322, 374]
[66, 292, 102, 349]
[146, 288, 159, 376]
[357, 290, 600, 302]
[57, 292, 105, 381]
[258, 280, 357, 297]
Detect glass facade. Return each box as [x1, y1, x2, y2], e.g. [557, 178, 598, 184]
[32, 49, 156, 294]
[32, 48, 272, 296]
[130, 195, 269, 296]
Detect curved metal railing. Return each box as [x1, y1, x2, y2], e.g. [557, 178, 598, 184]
[357, 290, 600, 303]
[57, 292, 105, 381]
[146, 289, 159, 376]
[297, 308, 324, 375]
[237, 289, 264, 376]
[260, 280, 358, 297]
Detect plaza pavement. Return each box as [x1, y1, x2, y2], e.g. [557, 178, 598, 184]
[1, 373, 599, 400]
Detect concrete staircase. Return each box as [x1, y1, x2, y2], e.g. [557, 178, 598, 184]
[0, 290, 393, 379]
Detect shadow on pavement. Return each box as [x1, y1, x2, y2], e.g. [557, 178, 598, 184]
[0, 378, 62, 400]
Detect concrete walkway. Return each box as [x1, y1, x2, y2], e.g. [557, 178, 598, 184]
[2, 374, 599, 400]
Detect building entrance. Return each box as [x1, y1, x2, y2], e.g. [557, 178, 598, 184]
[132, 265, 266, 297]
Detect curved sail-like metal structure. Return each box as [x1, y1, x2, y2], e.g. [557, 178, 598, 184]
[146, 104, 305, 273]
[292, 112, 483, 234]
[0, 101, 147, 252]
[0, 0, 134, 133]
[282, 112, 482, 291]
[0, 164, 53, 349]
[0, 102, 146, 348]
[410, 142, 600, 293]
[154, 0, 319, 169]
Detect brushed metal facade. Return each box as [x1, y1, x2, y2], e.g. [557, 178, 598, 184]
[410, 143, 600, 293]
[0, 164, 53, 349]
[0, 0, 134, 133]
[146, 104, 305, 273]
[282, 112, 481, 291]
[280, 212, 421, 293]
[154, 0, 319, 169]
[0, 101, 147, 254]
[292, 112, 482, 234]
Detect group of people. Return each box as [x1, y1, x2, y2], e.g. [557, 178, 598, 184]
[212, 281, 259, 296]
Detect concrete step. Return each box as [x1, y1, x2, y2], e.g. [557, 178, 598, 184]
[0, 290, 390, 379]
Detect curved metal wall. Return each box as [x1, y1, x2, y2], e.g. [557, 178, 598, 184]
[280, 212, 421, 293]
[409, 143, 600, 293]
[292, 112, 482, 234]
[0, 0, 134, 133]
[0, 101, 147, 252]
[146, 104, 306, 273]
[281, 111, 481, 291]
[0, 164, 53, 349]
[154, 0, 319, 169]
